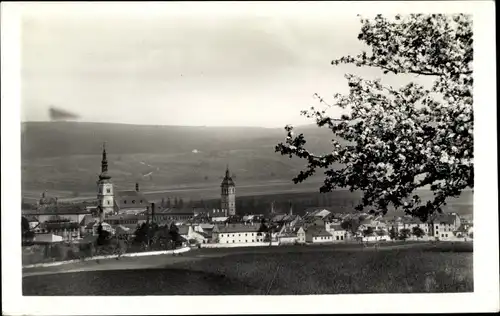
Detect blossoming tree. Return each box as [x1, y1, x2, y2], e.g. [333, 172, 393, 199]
[276, 14, 473, 222]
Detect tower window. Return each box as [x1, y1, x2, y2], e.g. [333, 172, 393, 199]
[132, 200, 136, 204]
[107, 189, 111, 193]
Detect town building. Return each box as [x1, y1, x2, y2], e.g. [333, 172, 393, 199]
[22, 204, 92, 224]
[326, 223, 348, 241]
[114, 182, 149, 213]
[305, 226, 334, 243]
[277, 225, 306, 245]
[429, 213, 462, 240]
[212, 223, 262, 244]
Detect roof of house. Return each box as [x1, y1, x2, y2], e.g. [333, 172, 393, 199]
[213, 223, 260, 233]
[41, 221, 80, 230]
[279, 231, 298, 238]
[432, 213, 458, 225]
[106, 213, 148, 221]
[115, 190, 149, 209]
[198, 223, 215, 230]
[279, 225, 304, 237]
[22, 204, 91, 215]
[154, 207, 196, 216]
[306, 226, 333, 237]
[78, 214, 94, 226]
[330, 224, 344, 231]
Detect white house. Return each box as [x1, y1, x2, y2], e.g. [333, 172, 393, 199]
[182, 225, 211, 244]
[212, 223, 262, 244]
[277, 226, 306, 245]
[430, 213, 461, 240]
[327, 224, 348, 242]
[305, 226, 334, 243]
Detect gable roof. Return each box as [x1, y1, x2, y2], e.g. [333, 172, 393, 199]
[432, 213, 459, 225]
[115, 190, 149, 209]
[214, 223, 260, 233]
[41, 221, 80, 231]
[79, 214, 94, 226]
[306, 226, 333, 237]
[106, 213, 148, 221]
[22, 204, 91, 216]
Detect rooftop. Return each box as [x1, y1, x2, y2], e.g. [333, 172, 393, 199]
[306, 226, 333, 237]
[22, 204, 91, 215]
[213, 223, 260, 233]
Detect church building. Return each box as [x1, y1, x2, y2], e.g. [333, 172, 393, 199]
[220, 166, 236, 216]
[96, 143, 114, 222]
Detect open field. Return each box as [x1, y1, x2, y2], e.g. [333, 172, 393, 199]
[21, 121, 336, 195]
[23, 242, 473, 295]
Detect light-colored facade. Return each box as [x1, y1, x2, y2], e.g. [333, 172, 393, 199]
[212, 223, 262, 244]
[305, 227, 334, 243]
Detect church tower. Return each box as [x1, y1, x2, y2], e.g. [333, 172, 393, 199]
[97, 143, 114, 222]
[220, 165, 236, 216]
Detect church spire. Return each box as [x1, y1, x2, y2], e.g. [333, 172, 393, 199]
[99, 142, 111, 180]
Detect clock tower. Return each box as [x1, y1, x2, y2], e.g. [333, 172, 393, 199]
[97, 143, 114, 222]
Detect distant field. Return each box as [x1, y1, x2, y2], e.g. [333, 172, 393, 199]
[21, 151, 330, 198]
[23, 242, 473, 295]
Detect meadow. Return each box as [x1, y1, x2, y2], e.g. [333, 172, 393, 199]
[23, 242, 473, 295]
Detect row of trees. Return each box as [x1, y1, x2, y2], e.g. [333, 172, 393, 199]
[160, 197, 185, 209]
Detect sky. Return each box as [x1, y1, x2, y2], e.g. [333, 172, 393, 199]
[20, 3, 426, 128]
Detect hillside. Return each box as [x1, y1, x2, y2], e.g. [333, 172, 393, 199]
[21, 121, 339, 194]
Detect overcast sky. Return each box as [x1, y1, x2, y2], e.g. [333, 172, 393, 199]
[21, 4, 425, 128]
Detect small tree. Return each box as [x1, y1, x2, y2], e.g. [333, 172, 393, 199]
[96, 224, 111, 246]
[399, 228, 411, 241]
[21, 217, 35, 244]
[178, 198, 184, 208]
[169, 223, 181, 249]
[412, 226, 425, 239]
[174, 197, 179, 208]
[388, 227, 398, 240]
[376, 229, 386, 239]
[341, 218, 361, 237]
[166, 198, 171, 208]
[362, 226, 374, 238]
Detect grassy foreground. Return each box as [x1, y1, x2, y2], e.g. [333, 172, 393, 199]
[23, 242, 472, 295]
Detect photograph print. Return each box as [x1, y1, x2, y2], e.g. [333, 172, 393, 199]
[2, 1, 498, 314]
